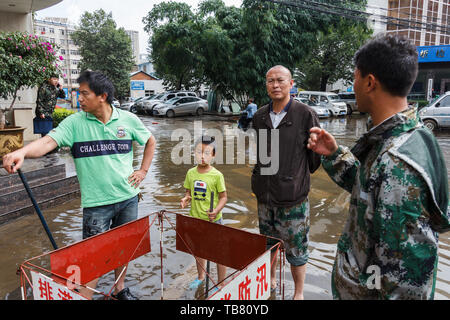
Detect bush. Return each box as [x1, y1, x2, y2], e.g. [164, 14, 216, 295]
[53, 108, 75, 128]
[0, 31, 65, 128]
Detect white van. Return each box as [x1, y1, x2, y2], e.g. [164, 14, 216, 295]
[419, 91, 450, 131]
[297, 91, 347, 116]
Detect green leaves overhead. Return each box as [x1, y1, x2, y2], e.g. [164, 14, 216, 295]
[71, 9, 135, 99]
[0, 31, 62, 103]
[143, 0, 371, 106]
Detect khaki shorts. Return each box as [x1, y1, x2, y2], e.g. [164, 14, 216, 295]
[257, 199, 310, 266]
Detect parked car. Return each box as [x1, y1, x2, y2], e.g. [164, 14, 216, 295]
[112, 99, 120, 109]
[135, 94, 162, 114]
[145, 91, 198, 115]
[119, 96, 145, 114]
[337, 92, 358, 115]
[297, 91, 347, 116]
[294, 97, 330, 118]
[153, 96, 208, 117]
[419, 91, 450, 131]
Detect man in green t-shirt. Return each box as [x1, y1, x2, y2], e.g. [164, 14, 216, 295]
[2, 71, 156, 300]
[180, 136, 227, 291]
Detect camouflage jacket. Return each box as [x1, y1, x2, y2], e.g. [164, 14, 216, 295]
[36, 82, 66, 118]
[322, 107, 450, 300]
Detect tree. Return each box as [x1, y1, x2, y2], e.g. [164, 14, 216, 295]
[71, 9, 135, 99]
[143, 2, 207, 91]
[0, 31, 63, 129]
[295, 19, 373, 91]
[142, 0, 370, 107]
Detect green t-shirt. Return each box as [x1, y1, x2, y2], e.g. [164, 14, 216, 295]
[183, 166, 226, 222]
[48, 107, 152, 208]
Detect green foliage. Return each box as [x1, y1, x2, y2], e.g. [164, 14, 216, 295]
[142, 0, 371, 106]
[295, 18, 373, 91]
[0, 31, 63, 106]
[71, 9, 135, 99]
[52, 107, 75, 128]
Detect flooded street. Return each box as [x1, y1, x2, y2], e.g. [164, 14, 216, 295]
[1, 113, 449, 300]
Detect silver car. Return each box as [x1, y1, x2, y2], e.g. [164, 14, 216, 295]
[119, 97, 144, 114]
[294, 97, 330, 118]
[419, 91, 450, 131]
[145, 91, 198, 115]
[153, 97, 208, 117]
[338, 92, 358, 115]
[298, 91, 347, 116]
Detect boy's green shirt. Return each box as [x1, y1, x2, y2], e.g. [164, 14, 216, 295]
[183, 166, 226, 222]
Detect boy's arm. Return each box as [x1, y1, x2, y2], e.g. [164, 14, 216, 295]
[180, 189, 191, 209]
[208, 191, 227, 221]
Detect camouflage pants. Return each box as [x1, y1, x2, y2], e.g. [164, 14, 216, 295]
[257, 199, 310, 266]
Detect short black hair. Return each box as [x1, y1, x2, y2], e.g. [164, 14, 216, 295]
[353, 34, 418, 97]
[77, 70, 115, 104]
[195, 135, 216, 155]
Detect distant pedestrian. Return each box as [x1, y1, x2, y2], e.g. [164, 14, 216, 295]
[34, 75, 66, 136]
[238, 98, 257, 131]
[180, 136, 228, 291]
[307, 34, 450, 299]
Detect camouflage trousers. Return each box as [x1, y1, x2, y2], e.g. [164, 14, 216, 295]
[257, 199, 310, 266]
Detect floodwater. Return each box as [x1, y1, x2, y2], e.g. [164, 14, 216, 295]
[1, 113, 449, 300]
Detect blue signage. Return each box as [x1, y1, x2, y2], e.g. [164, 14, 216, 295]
[290, 86, 298, 95]
[417, 45, 450, 63]
[131, 81, 145, 90]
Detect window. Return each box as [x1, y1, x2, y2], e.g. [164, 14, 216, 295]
[60, 49, 66, 54]
[60, 29, 65, 35]
[177, 93, 187, 97]
[49, 28, 54, 34]
[439, 96, 450, 108]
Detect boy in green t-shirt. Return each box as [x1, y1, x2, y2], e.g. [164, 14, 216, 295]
[180, 136, 227, 290]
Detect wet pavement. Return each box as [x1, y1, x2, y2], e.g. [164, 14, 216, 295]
[1, 113, 449, 300]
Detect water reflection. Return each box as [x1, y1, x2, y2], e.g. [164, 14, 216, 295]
[0, 114, 449, 300]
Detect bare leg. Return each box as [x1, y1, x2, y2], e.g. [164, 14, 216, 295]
[196, 257, 207, 281]
[270, 250, 278, 289]
[291, 264, 306, 300]
[79, 278, 99, 299]
[217, 264, 227, 287]
[114, 264, 128, 294]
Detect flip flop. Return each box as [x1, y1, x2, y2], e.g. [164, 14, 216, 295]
[188, 278, 204, 290]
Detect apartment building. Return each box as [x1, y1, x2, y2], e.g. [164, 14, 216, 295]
[35, 18, 141, 94]
[383, 0, 450, 46]
[34, 17, 81, 95]
[125, 30, 140, 65]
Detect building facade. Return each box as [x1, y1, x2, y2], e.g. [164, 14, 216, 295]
[34, 18, 81, 96]
[385, 0, 450, 46]
[125, 30, 140, 65]
[331, 0, 450, 97]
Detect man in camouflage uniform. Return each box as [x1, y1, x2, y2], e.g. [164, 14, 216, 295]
[36, 75, 65, 136]
[307, 34, 450, 299]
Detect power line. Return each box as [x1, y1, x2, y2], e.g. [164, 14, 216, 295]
[260, 0, 450, 35]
